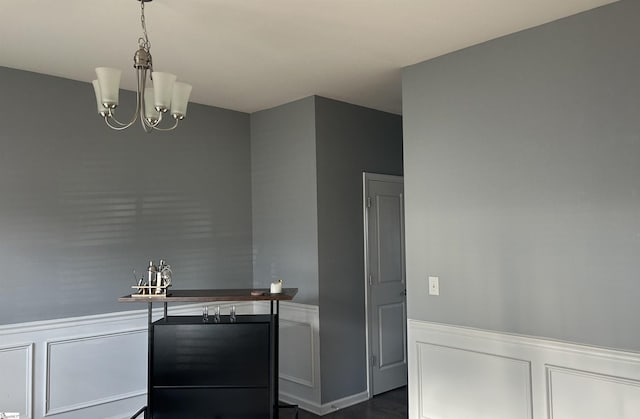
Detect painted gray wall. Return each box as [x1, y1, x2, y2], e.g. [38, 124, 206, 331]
[315, 97, 403, 402]
[0, 67, 253, 324]
[402, 0, 640, 351]
[249, 96, 403, 402]
[250, 97, 320, 304]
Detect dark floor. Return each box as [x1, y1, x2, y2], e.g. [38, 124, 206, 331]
[282, 386, 407, 419]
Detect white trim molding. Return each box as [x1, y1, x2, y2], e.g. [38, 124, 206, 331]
[408, 319, 640, 419]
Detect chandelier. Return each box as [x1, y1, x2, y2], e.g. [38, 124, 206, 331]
[92, 0, 192, 132]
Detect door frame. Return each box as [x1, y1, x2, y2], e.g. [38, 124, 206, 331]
[362, 172, 406, 399]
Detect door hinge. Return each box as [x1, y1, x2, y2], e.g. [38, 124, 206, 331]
[368, 274, 373, 286]
[370, 354, 376, 367]
[366, 196, 372, 208]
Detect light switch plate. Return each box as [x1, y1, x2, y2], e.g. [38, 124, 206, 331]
[428, 276, 439, 296]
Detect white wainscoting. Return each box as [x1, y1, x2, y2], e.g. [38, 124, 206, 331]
[0, 301, 319, 419]
[253, 301, 323, 413]
[0, 309, 150, 419]
[408, 319, 640, 419]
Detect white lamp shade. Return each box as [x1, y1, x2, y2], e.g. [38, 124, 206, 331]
[144, 88, 161, 121]
[170, 82, 192, 118]
[151, 72, 176, 111]
[92, 80, 109, 114]
[95, 67, 121, 107]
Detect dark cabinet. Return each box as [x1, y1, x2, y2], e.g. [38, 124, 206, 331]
[151, 315, 275, 419]
[119, 288, 297, 419]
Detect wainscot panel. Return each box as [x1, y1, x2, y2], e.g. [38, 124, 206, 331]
[45, 330, 147, 416]
[0, 343, 33, 418]
[547, 365, 640, 419]
[416, 342, 532, 418]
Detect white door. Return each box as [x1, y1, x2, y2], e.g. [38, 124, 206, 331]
[364, 173, 407, 396]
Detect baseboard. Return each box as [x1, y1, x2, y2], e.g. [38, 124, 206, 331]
[317, 390, 370, 416]
[279, 391, 324, 415]
[280, 389, 369, 416]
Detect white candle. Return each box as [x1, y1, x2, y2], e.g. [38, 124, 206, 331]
[270, 280, 283, 294]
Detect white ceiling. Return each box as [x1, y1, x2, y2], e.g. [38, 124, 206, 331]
[0, 0, 616, 115]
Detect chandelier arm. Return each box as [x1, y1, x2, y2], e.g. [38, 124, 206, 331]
[151, 118, 180, 132]
[107, 69, 149, 132]
[106, 110, 136, 127]
[105, 110, 138, 129]
[135, 68, 146, 126]
[108, 67, 148, 130]
[104, 115, 137, 131]
[141, 118, 154, 133]
[139, 85, 149, 132]
[139, 67, 163, 134]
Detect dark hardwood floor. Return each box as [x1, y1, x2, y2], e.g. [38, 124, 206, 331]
[282, 386, 407, 419]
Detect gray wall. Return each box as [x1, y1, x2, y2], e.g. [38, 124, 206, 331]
[402, 0, 640, 351]
[249, 96, 403, 402]
[315, 97, 403, 402]
[0, 67, 253, 324]
[250, 97, 320, 304]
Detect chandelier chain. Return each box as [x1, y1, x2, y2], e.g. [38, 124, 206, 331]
[139, 0, 151, 51]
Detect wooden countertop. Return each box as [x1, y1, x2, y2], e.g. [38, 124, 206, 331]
[119, 288, 298, 303]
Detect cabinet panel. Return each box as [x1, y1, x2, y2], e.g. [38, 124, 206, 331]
[151, 388, 270, 419]
[153, 320, 271, 387]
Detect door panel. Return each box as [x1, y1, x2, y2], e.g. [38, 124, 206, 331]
[378, 302, 406, 369]
[377, 195, 404, 284]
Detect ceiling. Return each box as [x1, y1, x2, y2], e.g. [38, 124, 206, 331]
[0, 0, 616, 115]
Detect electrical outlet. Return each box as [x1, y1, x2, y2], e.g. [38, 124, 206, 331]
[428, 276, 439, 296]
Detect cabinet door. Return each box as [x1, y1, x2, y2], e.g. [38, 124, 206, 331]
[153, 322, 270, 387]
